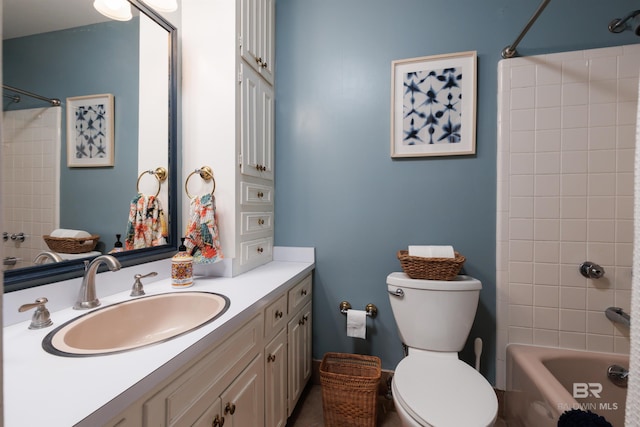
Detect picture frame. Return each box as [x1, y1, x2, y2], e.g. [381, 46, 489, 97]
[391, 51, 477, 158]
[67, 93, 115, 167]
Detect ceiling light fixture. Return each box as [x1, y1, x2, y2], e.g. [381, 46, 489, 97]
[93, 0, 133, 21]
[145, 0, 178, 13]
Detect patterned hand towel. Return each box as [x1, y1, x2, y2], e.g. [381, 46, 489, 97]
[124, 194, 168, 250]
[184, 193, 223, 264]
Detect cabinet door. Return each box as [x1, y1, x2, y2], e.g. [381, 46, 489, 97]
[265, 329, 287, 427]
[221, 355, 265, 427]
[287, 301, 312, 415]
[258, 0, 275, 84]
[240, 0, 260, 71]
[240, 0, 274, 85]
[192, 397, 223, 427]
[240, 64, 274, 181]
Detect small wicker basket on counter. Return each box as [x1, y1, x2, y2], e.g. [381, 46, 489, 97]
[397, 250, 465, 280]
[43, 235, 100, 254]
[320, 352, 381, 427]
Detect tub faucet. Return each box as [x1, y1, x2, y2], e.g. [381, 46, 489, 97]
[74, 255, 121, 310]
[33, 251, 64, 265]
[605, 307, 630, 328]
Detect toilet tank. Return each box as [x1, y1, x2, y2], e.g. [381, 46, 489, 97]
[387, 272, 481, 352]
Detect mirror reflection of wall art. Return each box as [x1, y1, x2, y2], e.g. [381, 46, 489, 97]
[67, 93, 115, 167]
[391, 51, 477, 158]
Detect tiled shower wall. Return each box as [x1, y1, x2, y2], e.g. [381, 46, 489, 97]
[2, 107, 60, 270]
[496, 44, 640, 389]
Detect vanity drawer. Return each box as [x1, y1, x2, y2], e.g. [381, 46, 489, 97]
[241, 181, 273, 205]
[264, 293, 287, 338]
[240, 236, 273, 267]
[288, 274, 312, 315]
[241, 211, 273, 236]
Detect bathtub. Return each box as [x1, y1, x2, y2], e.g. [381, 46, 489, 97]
[505, 344, 628, 427]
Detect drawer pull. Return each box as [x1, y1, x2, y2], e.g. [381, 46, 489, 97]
[257, 191, 264, 198]
[255, 164, 266, 172]
[298, 317, 305, 326]
[301, 289, 308, 296]
[212, 414, 225, 427]
[258, 218, 265, 225]
[257, 247, 264, 254]
[224, 402, 236, 415]
[275, 310, 283, 319]
[267, 353, 276, 362]
[303, 314, 309, 322]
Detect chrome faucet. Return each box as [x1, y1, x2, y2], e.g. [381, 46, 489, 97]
[33, 251, 64, 265]
[73, 255, 121, 310]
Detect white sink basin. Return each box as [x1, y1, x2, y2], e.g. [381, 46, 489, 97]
[43, 292, 229, 356]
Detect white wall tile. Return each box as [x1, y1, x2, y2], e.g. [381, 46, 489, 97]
[562, 105, 588, 128]
[562, 196, 587, 219]
[562, 128, 588, 151]
[559, 331, 586, 350]
[535, 129, 561, 152]
[534, 307, 559, 329]
[560, 287, 586, 310]
[562, 83, 588, 105]
[497, 47, 636, 385]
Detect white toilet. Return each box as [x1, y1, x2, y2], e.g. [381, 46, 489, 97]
[387, 272, 498, 427]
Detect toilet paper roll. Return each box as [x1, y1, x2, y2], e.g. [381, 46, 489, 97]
[346, 309, 367, 339]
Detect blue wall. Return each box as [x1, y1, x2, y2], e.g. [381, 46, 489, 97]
[3, 20, 139, 247]
[274, 0, 638, 383]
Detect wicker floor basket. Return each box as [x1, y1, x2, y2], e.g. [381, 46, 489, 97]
[397, 250, 465, 280]
[43, 235, 100, 254]
[320, 352, 381, 427]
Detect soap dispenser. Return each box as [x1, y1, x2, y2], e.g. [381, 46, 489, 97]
[108, 234, 124, 254]
[171, 237, 194, 288]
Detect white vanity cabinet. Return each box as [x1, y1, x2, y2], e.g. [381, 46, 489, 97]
[182, 0, 276, 276]
[102, 272, 313, 427]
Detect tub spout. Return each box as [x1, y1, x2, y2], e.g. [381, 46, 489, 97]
[607, 364, 628, 388]
[605, 307, 630, 328]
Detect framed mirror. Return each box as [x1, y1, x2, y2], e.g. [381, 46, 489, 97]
[2, 0, 178, 292]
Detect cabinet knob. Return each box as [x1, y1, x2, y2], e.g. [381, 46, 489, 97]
[258, 218, 265, 225]
[267, 353, 276, 362]
[301, 289, 307, 296]
[303, 314, 309, 322]
[298, 317, 305, 326]
[224, 402, 236, 415]
[257, 247, 264, 254]
[275, 310, 283, 319]
[255, 56, 264, 66]
[212, 414, 225, 427]
[261, 61, 268, 69]
[257, 191, 264, 199]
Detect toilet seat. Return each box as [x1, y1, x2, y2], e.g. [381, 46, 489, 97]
[393, 352, 498, 427]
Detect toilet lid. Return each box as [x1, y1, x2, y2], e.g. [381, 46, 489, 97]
[393, 353, 498, 427]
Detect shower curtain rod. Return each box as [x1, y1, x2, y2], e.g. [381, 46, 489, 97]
[502, 0, 551, 59]
[2, 84, 61, 106]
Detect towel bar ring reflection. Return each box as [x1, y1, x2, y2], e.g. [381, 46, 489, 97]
[185, 166, 216, 199]
[136, 167, 167, 198]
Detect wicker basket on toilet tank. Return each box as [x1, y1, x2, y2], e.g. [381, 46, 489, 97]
[397, 250, 465, 280]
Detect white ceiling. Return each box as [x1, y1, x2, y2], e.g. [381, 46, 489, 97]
[3, 0, 112, 40]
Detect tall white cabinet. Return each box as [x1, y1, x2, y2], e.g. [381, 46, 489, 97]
[182, 0, 276, 276]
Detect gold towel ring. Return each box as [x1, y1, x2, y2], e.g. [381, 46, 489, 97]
[136, 167, 167, 198]
[185, 166, 216, 199]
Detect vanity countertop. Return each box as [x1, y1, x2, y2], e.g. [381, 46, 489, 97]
[3, 253, 314, 427]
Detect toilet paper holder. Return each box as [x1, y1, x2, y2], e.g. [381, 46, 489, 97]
[339, 301, 377, 318]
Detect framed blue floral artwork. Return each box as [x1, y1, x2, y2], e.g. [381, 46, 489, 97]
[66, 93, 115, 167]
[391, 51, 477, 157]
